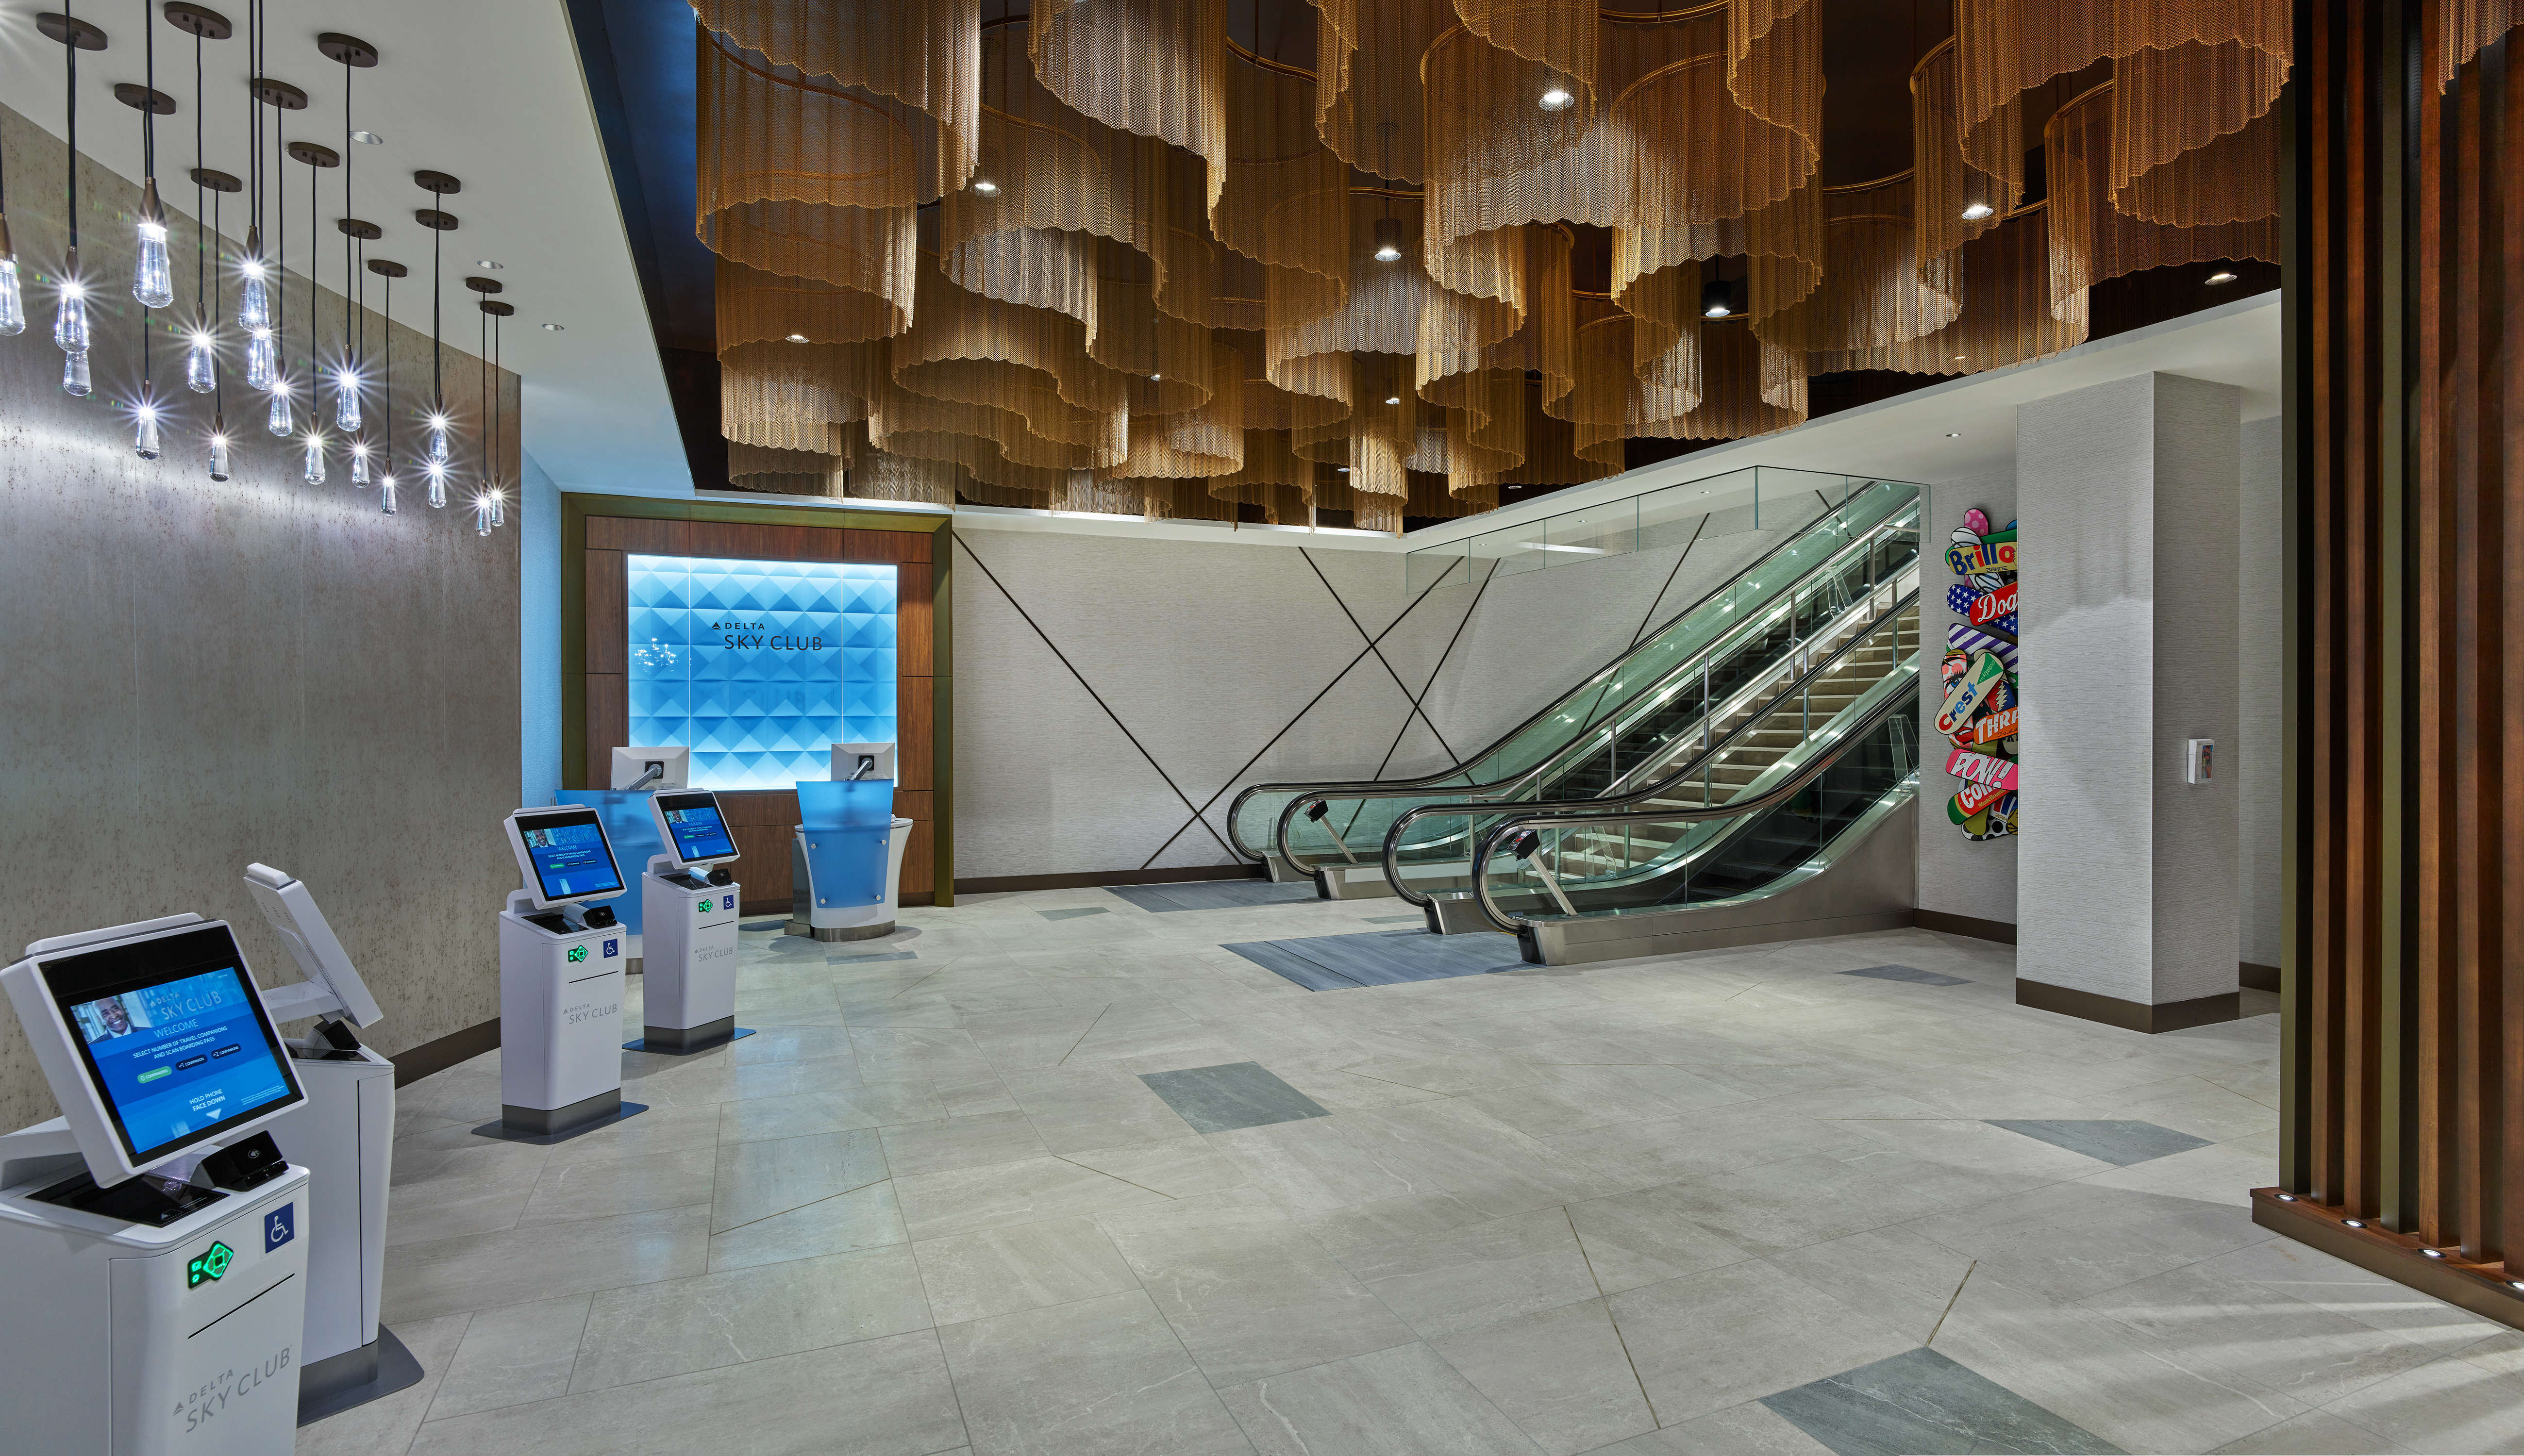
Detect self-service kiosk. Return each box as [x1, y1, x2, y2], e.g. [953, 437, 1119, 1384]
[628, 790, 753, 1054]
[0, 916, 316, 1455]
[788, 742, 915, 942]
[241, 864, 421, 1422]
[491, 807, 645, 1141]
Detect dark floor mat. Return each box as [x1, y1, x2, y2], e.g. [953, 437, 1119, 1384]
[1106, 879, 1319, 912]
[1220, 928, 1525, 991]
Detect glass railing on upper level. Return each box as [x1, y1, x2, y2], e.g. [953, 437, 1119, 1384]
[1381, 596, 1919, 904]
[1466, 671, 1920, 929]
[1229, 474, 1920, 872]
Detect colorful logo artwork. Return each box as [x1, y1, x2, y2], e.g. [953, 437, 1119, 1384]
[567, 944, 589, 964]
[1945, 508, 2020, 842]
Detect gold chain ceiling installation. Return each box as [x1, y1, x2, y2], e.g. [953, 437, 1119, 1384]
[685, 0, 2290, 526]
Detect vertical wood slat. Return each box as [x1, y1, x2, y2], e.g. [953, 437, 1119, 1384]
[2295, 4, 2524, 1286]
[899, 563, 935, 677]
[585, 675, 627, 794]
[897, 679, 934, 792]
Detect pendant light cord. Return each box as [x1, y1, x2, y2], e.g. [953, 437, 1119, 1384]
[64, 0, 79, 259]
[193, 19, 204, 333]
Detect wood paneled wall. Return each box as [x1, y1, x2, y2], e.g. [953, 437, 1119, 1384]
[563, 499, 951, 912]
[2264, 0, 2524, 1331]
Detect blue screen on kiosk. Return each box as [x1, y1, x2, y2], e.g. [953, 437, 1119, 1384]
[520, 815, 624, 901]
[659, 795, 737, 862]
[69, 966, 296, 1163]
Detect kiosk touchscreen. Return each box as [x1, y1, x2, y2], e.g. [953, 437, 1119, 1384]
[241, 865, 421, 1422]
[633, 791, 750, 1055]
[494, 810, 643, 1140]
[0, 917, 315, 1454]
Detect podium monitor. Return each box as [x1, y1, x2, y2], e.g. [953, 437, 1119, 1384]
[831, 742, 895, 782]
[505, 807, 628, 910]
[652, 790, 740, 868]
[0, 920, 307, 1186]
[610, 746, 690, 792]
[243, 863, 385, 1029]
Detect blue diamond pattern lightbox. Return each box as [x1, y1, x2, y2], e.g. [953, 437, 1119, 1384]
[626, 554, 898, 791]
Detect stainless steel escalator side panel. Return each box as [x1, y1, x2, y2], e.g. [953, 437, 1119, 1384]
[1516, 796, 1918, 966]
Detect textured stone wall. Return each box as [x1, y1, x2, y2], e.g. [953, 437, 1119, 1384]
[0, 104, 521, 1131]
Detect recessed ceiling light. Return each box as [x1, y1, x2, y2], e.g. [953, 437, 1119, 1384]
[1336, 466, 1351, 473]
[2206, 269, 2239, 284]
[1961, 202, 1994, 220]
[351, 129, 384, 145]
[1538, 87, 1574, 112]
[1385, 395, 1401, 405]
[786, 333, 808, 343]
[475, 259, 503, 270]
[1952, 355, 1969, 362]
[972, 179, 1001, 196]
[1149, 372, 1162, 381]
[542, 322, 565, 331]
[1944, 431, 1961, 438]
[2423, 1248, 2446, 1258]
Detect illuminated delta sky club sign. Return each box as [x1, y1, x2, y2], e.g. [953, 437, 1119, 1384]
[708, 620, 827, 652]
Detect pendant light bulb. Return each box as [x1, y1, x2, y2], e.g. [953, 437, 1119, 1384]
[474, 493, 492, 535]
[1701, 279, 1733, 318]
[489, 487, 505, 528]
[134, 181, 174, 308]
[426, 414, 451, 466]
[334, 366, 361, 431]
[134, 403, 163, 460]
[54, 256, 91, 354]
[303, 432, 327, 485]
[0, 218, 23, 336]
[237, 228, 271, 331]
[267, 382, 295, 437]
[62, 349, 92, 397]
[350, 439, 371, 486]
[209, 415, 232, 482]
[379, 474, 398, 514]
[185, 330, 216, 393]
[1372, 216, 1404, 264]
[247, 329, 277, 391]
[426, 462, 448, 510]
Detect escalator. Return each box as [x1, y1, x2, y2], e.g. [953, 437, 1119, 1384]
[1389, 594, 1917, 928]
[1463, 650, 1921, 965]
[1226, 478, 1922, 899]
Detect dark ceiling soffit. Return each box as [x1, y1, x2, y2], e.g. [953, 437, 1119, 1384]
[560, 0, 706, 490]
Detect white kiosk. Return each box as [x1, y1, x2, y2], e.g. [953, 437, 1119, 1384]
[240, 863, 421, 1423]
[0, 916, 315, 1455]
[788, 742, 915, 942]
[628, 789, 753, 1054]
[490, 807, 645, 1141]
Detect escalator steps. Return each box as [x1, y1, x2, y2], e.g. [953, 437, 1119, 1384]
[1220, 929, 1526, 992]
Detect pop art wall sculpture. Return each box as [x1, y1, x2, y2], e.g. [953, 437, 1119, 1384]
[1939, 508, 2018, 840]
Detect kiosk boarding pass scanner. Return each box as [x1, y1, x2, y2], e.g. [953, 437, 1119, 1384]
[0, 916, 315, 1454]
[491, 807, 647, 1141]
[628, 790, 754, 1054]
[241, 864, 423, 1423]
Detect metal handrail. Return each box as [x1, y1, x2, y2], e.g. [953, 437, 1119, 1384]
[1223, 482, 1921, 861]
[1466, 673, 1922, 932]
[1263, 503, 1923, 871]
[1380, 588, 1920, 906]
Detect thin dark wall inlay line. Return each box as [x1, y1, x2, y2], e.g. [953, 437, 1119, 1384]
[954, 535, 1236, 860]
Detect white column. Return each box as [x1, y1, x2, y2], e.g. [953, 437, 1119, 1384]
[2014, 372, 2241, 1031]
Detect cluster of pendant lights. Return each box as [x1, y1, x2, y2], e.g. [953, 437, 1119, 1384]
[0, 2, 511, 535]
[696, 0, 2311, 530]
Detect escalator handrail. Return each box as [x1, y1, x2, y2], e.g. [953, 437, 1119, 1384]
[1223, 481, 1921, 860]
[1378, 588, 1920, 906]
[1263, 505, 1924, 870]
[1466, 672, 1922, 932]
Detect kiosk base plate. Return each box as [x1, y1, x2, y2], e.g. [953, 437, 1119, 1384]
[298, 1325, 425, 1425]
[786, 918, 896, 942]
[625, 1021, 755, 1055]
[474, 1093, 650, 1145]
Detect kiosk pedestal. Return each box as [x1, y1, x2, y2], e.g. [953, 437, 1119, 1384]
[630, 856, 751, 1054]
[261, 1047, 420, 1421]
[0, 1146, 314, 1456]
[490, 891, 644, 1140]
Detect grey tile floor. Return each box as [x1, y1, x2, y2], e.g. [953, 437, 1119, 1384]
[301, 888, 2524, 1456]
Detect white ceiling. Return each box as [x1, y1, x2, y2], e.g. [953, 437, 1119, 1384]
[0, 0, 692, 495]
